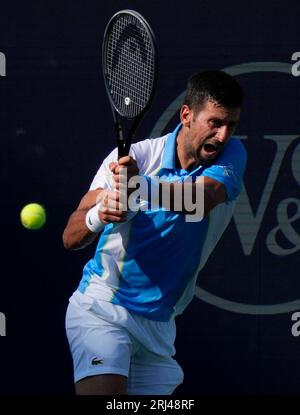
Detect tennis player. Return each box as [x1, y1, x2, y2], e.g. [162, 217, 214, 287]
[63, 70, 246, 395]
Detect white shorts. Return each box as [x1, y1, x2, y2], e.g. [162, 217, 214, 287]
[65, 291, 184, 395]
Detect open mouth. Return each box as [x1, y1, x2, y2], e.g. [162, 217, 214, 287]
[203, 143, 219, 153]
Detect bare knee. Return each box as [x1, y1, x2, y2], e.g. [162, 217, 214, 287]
[75, 374, 127, 395]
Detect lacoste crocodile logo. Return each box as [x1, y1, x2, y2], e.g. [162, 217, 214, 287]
[91, 357, 103, 365]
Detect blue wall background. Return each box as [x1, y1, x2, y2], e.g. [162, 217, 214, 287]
[0, 0, 299, 394]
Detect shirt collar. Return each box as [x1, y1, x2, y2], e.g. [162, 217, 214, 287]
[160, 123, 204, 177]
[161, 123, 182, 170]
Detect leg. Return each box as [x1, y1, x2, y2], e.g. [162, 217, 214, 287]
[75, 374, 127, 395]
[127, 345, 184, 395]
[66, 301, 133, 395]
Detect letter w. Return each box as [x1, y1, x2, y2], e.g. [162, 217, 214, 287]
[233, 135, 297, 255]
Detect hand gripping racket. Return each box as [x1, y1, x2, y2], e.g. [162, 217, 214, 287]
[102, 10, 158, 159]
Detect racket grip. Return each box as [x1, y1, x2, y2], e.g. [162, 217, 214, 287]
[115, 120, 128, 159]
[117, 139, 128, 159]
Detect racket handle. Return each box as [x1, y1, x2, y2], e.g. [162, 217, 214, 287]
[118, 139, 128, 158]
[115, 120, 128, 159]
[118, 115, 142, 159]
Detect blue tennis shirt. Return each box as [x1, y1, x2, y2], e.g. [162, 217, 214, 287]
[78, 124, 247, 321]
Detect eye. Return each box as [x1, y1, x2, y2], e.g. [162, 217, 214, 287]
[209, 119, 222, 128]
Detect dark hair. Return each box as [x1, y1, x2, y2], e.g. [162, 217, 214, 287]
[183, 70, 243, 112]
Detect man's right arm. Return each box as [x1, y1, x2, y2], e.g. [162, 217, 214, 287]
[62, 188, 126, 251]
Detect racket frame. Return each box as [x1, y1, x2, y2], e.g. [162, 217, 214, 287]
[102, 9, 158, 158]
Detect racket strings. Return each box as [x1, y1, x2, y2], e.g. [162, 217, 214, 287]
[105, 13, 156, 118]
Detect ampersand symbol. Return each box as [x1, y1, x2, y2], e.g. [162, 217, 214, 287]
[266, 198, 300, 256]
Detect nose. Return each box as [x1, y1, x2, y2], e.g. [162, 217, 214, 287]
[215, 125, 230, 144]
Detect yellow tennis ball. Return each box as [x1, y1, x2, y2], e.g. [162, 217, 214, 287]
[20, 203, 46, 230]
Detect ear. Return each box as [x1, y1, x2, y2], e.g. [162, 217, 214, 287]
[180, 105, 193, 128]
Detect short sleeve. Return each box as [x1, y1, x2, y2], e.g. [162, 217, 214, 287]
[89, 148, 118, 191]
[89, 141, 151, 191]
[201, 138, 247, 201]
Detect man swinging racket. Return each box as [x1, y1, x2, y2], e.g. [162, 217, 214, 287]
[63, 67, 246, 395]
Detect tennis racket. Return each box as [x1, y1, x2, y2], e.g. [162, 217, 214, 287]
[102, 9, 158, 159]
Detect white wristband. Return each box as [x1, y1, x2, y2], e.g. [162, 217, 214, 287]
[85, 204, 105, 233]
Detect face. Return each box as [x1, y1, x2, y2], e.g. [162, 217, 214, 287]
[180, 100, 240, 166]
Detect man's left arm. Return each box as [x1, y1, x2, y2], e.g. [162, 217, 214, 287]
[156, 138, 247, 217]
[113, 138, 247, 218]
[199, 137, 247, 213]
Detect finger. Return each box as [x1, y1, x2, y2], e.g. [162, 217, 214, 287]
[114, 165, 128, 175]
[118, 156, 137, 167]
[106, 200, 127, 211]
[100, 212, 127, 223]
[115, 182, 128, 192]
[97, 190, 120, 204]
[114, 173, 138, 186]
[113, 174, 130, 185]
[101, 208, 126, 217]
[108, 191, 121, 201]
[117, 156, 131, 165]
[113, 174, 121, 183]
[99, 200, 122, 212]
[109, 162, 118, 172]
